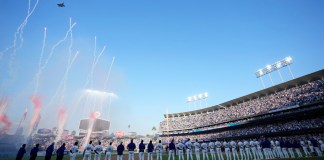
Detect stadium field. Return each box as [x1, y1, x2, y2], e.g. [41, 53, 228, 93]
[2, 153, 324, 160]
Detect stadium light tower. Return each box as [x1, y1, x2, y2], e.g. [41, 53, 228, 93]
[255, 56, 294, 88]
[187, 92, 208, 110]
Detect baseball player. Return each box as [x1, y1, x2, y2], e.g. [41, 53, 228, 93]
[70, 142, 79, 160]
[194, 139, 201, 160]
[83, 141, 94, 160]
[223, 140, 231, 160]
[186, 139, 194, 160]
[208, 140, 216, 160]
[230, 140, 239, 160]
[139, 140, 146, 160]
[105, 142, 114, 160]
[147, 140, 154, 160]
[201, 140, 209, 160]
[215, 140, 224, 160]
[155, 140, 163, 160]
[127, 139, 136, 160]
[168, 139, 176, 160]
[178, 140, 185, 160]
[94, 141, 103, 160]
[238, 141, 246, 160]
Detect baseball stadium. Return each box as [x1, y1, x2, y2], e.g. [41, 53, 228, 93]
[1, 0, 324, 160]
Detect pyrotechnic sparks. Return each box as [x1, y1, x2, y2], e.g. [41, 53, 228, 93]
[28, 96, 42, 136]
[54, 108, 68, 142]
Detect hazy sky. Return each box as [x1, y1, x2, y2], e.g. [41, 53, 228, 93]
[1, 0, 324, 136]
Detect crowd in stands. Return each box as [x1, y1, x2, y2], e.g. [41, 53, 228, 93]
[161, 117, 324, 142]
[160, 79, 324, 131]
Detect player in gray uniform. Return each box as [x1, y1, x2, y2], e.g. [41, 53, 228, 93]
[156, 140, 163, 160]
[275, 140, 283, 158]
[244, 140, 252, 160]
[83, 141, 94, 160]
[208, 140, 216, 160]
[215, 140, 224, 160]
[186, 139, 194, 160]
[300, 139, 310, 157]
[201, 141, 209, 160]
[270, 140, 277, 158]
[230, 140, 238, 160]
[307, 139, 314, 154]
[238, 141, 246, 160]
[105, 142, 114, 160]
[250, 140, 258, 160]
[94, 141, 103, 160]
[223, 141, 231, 160]
[178, 140, 185, 160]
[319, 139, 324, 152]
[256, 140, 264, 160]
[70, 142, 79, 160]
[194, 139, 201, 160]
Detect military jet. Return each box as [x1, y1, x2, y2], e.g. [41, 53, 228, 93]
[57, 2, 65, 7]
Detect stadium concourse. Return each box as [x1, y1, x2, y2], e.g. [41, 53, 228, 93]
[158, 69, 324, 159]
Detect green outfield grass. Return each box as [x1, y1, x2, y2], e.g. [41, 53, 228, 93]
[1, 153, 324, 160]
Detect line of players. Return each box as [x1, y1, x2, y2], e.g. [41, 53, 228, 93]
[68, 137, 324, 160]
[168, 137, 324, 160]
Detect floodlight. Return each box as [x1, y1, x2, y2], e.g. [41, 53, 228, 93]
[204, 92, 208, 98]
[187, 97, 192, 102]
[285, 56, 292, 64]
[256, 56, 294, 79]
[198, 94, 203, 99]
[276, 62, 281, 68]
[258, 69, 263, 75]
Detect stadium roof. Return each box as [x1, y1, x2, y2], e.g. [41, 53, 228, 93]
[164, 69, 324, 118]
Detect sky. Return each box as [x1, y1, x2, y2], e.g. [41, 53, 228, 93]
[0, 0, 324, 136]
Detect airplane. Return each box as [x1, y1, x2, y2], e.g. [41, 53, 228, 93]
[57, 2, 65, 7]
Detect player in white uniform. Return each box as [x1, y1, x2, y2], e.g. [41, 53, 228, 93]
[244, 140, 252, 160]
[201, 141, 209, 160]
[83, 141, 94, 160]
[223, 141, 231, 160]
[155, 140, 163, 160]
[238, 141, 246, 160]
[70, 142, 79, 160]
[208, 141, 216, 160]
[178, 140, 185, 160]
[105, 142, 114, 160]
[215, 140, 224, 160]
[250, 140, 258, 160]
[300, 140, 310, 157]
[186, 139, 194, 160]
[230, 140, 238, 160]
[94, 142, 103, 160]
